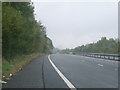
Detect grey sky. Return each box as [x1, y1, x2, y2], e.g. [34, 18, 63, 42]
[33, 2, 118, 49]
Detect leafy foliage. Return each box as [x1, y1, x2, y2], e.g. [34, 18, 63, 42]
[2, 2, 53, 60]
[73, 37, 118, 54]
[60, 37, 118, 54]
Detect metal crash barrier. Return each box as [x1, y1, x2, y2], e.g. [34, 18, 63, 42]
[74, 52, 120, 61]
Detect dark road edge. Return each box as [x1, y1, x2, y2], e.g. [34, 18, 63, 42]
[1, 88, 119, 90]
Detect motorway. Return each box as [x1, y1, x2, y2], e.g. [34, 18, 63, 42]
[2, 54, 118, 88]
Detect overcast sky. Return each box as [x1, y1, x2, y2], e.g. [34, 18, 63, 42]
[32, 2, 118, 49]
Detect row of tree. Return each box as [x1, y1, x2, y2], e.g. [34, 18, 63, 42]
[60, 37, 119, 54]
[2, 2, 53, 60]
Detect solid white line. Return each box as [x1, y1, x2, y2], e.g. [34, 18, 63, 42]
[48, 55, 77, 90]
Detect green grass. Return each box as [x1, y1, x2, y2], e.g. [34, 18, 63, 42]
[2, 53, 44, 80]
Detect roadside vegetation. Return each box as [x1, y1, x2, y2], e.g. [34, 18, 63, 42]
[60, 37, 119, 54]
[2, 2, 53, 79]
[2, 53, 44, 80]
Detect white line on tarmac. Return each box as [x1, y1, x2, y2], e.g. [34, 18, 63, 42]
[0, 80, 7, 84]
[98, 64, 103, 67]
[48, 55, 77, 90]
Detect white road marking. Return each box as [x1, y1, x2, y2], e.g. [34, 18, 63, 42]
[98, 64, 103, 67]
[48, 55, 77, 90]
[0, 80, 7, 84]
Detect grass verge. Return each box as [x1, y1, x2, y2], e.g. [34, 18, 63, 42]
[2, 53, 44, 80]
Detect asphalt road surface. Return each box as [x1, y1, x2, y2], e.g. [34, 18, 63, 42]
[2, 54, 118, 88]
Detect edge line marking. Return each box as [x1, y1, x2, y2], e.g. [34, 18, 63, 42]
[48, 55, 77, 90]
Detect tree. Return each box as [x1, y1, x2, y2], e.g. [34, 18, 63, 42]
[72, 37, 118, 54]
[2, 2, 54, 60]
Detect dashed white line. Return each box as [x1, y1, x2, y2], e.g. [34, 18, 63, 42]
[98, 64, 103, 67]
[48, 55, 77, 90]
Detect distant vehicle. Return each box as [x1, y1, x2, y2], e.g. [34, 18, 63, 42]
[69, 52, 76, 55]
[72, 52, 76, 55]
